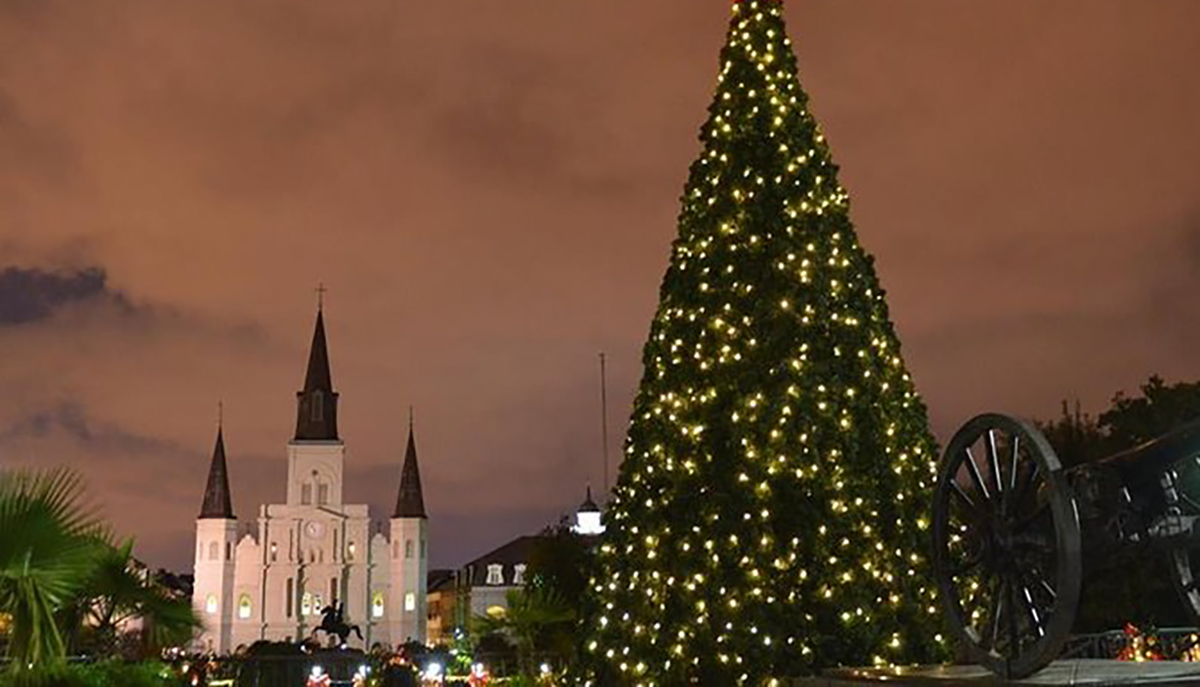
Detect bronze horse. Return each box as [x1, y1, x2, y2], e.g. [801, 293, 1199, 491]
[311, 603, 363, 647]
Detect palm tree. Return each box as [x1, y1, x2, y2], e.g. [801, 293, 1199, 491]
[474, 587, 575, 677]
[60, 541, 200, 659]
[0, 468, 105, 666]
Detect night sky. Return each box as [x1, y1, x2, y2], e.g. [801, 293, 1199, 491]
[2, 0, 1199, 573]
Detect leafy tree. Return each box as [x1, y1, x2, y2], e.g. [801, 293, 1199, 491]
[60, 541, 199, 659]
[527, 524, 592, 608]
[1035, 401, 1106, 469]
[474, 587, 575, 678]
[580, 0, 945, 680]
[0, 468, 105, 667]
[1100, 376, 1200, 448]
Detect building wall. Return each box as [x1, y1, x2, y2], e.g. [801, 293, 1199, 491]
[192, 519, 237, 653]
[194, 506, 432, 652]
[388, 517, 427, 645]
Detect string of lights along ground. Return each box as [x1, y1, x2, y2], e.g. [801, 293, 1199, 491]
[579, 1, 948, 684]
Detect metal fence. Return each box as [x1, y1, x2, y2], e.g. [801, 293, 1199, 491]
[1061, 627, 1200, 661]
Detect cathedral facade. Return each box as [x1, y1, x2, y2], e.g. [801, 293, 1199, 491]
[192, 307, 428, 654]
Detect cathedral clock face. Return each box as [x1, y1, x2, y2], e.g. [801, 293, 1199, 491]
[304, 521, 325, 539]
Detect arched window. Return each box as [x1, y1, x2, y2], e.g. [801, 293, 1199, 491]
[404, 592, 416, 612]
[301, 483, 312, 505]
[238, 594, 252, 620]
[209, 542, 219, 560]
[226, 542, 232, 560]
[205, 594, 218, 615]
[317, 482, 329, 505]
[372, 592, 385, 618]
[301, 592, 313, 617]
[405, 539, 414, 559]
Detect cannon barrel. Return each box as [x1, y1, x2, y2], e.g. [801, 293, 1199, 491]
[1092, 416, 1200, 486]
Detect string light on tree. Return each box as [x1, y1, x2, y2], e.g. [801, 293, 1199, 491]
[580, 0, 946, 682]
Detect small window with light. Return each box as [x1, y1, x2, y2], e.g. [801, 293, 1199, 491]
[486, 564, 504, 586]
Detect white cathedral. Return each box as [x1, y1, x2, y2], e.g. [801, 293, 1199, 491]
[191, 306, 429, 654]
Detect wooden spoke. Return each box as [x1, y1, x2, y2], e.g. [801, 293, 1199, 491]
[984, 579, 1004, 650]
[950, 480, 979, 514]
[987, 429, 1004, 504]
[1009, 435, 1021, 493]
[1019, 584, 1045, 638]
[1011, 460, 1040, 510]
[964, 447, 991, 503]
[1027, 566, 1057, 602]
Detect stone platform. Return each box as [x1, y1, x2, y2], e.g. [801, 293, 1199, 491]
[796, 660, 1200, 686]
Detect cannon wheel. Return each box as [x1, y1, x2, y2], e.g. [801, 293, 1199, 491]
[932, 414, 1081, 678]
[1168, 458, 1200, 622]
[1169, 546, 1200, 623]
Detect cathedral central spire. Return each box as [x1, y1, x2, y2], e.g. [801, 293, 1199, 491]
[294, 300, 340, 441]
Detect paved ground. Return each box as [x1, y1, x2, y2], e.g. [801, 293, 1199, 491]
[797, 660, 1200, 686]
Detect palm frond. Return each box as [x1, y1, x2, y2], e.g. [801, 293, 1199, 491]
[0, 468, 106, 666]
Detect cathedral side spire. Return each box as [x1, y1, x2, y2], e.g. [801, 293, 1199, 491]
[199, 421, 235, 519]
[294, 298, 339, 441]
[393, 410, 427, 518]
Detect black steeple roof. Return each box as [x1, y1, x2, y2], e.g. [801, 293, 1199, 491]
[199, 426, 235, 519]
[393, 411, 427, 518]
[578, 485, 600, 513]
[294, 306, 340, 441]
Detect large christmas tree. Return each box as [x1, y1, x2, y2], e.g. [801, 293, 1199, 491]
[582, 1, 945, 683]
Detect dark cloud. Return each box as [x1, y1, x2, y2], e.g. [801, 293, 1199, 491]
[0, 266, 128, 326]
[0, 400, 174, 455]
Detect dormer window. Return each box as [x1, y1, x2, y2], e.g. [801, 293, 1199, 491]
[486, 564, 504, 586]
[513, 564, 526, 586]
